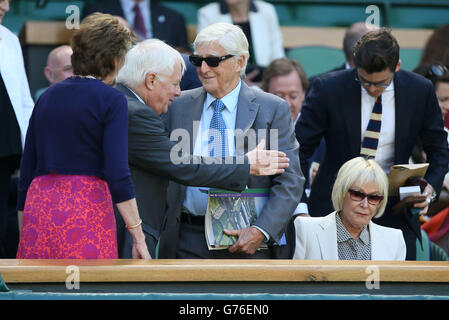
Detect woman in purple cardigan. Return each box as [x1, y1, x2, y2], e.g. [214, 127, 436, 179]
[16, 13, 150, 259]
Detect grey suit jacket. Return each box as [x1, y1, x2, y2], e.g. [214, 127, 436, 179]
[114, 84, 251, 257]
[159, 82, 305, 257]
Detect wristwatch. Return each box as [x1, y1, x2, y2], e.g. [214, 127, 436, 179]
[428, 191, 437, 204]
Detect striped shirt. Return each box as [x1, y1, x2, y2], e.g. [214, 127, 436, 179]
[336, 211, 371, 260]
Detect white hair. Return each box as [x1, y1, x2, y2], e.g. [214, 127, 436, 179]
[193, 22, 249, 77]
[117, 38, 186, 89]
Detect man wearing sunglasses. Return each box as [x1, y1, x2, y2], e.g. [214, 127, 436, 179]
[159, 22, 304, 259]
[297, 28, 449, 260]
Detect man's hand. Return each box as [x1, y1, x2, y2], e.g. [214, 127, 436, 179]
[413, 183, 435, 215]
[223, 226, 265, 255]
[246, 139, 289, 176]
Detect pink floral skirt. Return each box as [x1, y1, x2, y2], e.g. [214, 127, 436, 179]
[16, 174, 118, 259]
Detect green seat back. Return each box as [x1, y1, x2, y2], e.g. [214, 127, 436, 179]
[287, 46, 345, 78]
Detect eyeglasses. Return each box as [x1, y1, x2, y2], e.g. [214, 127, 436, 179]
[355, 73, 394, 89]
[189, 54, 234, 67]
[348, 189, 384, 205]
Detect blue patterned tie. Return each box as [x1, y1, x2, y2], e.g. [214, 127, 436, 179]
[208, 99, 228, 157]
[360, 95, 382, 158]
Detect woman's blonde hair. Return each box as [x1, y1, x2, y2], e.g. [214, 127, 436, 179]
[331, 157, 389, 218]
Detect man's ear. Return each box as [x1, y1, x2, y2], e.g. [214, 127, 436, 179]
[395, 60, 402, 72]
[236, 54, 246, 74]
[145, 72, 157, 90]
[44, 66, 53, 84]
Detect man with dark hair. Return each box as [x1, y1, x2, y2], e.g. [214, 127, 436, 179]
[297, 28, 449, 260]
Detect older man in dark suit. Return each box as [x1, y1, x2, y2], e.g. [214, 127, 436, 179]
[297, 28, 449, 260]
[159, 22, 304, 259]
[82, 0, 190, 52]
[115, 38, 289, 258]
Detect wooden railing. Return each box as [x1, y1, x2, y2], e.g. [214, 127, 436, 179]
[1, 259, 449, 283]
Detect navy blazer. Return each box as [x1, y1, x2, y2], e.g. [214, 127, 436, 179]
[297, 68, 449, 217]
[82, 0, 189, 52]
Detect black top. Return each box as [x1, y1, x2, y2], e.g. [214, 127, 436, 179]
[0, 72, 22, 158]
[234, 21, 255, 65]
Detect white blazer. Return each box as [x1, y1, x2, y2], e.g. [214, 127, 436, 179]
[0, 25, 34, 149]
[293, 211, 407, 260]
[197, 1, 285, 67]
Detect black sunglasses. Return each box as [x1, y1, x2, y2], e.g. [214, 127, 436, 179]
[189, 54, 234, 67]
[348, 189, 384, 205]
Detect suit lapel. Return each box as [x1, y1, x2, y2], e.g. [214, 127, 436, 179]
[343, 69, 363, 157]
[393, 70, 411, 163]
[316, 212, 338, 259]
[182, 88, 207, 150]
[235, 83, 259, 155]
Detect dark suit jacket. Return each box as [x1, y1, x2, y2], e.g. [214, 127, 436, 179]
[159, 82, 305, 258]
[82, 0, 189, 52]
[180, 53, 201, 91]
[114, 84, 250, 257]
[297, 68, 449, 219]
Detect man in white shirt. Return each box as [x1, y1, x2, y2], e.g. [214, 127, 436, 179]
[0, 0, 34, 257]
[297, 28, 449, 260]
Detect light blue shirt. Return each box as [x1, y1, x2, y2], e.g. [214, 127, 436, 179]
[183, 81, 241, 216]
[182, 81, 270, 241]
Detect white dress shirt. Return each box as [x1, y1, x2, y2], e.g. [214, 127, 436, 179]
[361, 81, 395, 173]
[0, 25, 34, 149]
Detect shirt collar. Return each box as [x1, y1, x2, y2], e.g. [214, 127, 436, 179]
[336, 211, 370, 245]
[205, 80, 241, 113]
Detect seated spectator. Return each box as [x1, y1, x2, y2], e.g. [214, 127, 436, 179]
[261, 58, 308, 124]
[262, 58, 323, 188]
[412, 62, 449, 215]
[293, 157, 406, 260]
[82, 0, 190, 52]
[419, 23, 449, 128]
[35, 45, 74, 100]
[197, 0, 285, 84]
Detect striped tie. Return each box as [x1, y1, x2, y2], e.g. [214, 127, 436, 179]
[208, 99, 228, 157]
[360, 95, 382, 158]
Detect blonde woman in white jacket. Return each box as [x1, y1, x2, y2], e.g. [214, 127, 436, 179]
[293, 157, 406, 261]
